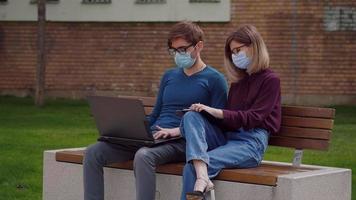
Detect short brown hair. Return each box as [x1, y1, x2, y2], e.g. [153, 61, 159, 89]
[167, 21, 204, 48]
[224, 24, 270, 82]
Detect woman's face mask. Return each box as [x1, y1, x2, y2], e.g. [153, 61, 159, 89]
[232, 51, 251, 70]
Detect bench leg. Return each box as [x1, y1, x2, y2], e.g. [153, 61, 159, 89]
[207, 189, 216, 200]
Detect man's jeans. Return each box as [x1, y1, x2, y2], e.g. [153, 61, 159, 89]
[179, 111, 269, 200]
[83, 139, 185, 200]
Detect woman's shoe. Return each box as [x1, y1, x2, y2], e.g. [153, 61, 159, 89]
[186, 178, 215, 200]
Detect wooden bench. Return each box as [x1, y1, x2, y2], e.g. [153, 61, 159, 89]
[43, 96, 352, 200]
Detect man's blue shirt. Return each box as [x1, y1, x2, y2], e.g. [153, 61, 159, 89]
[149, 66, 228, 131]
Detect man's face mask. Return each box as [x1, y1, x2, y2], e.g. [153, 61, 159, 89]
[174, 51, 196, 69]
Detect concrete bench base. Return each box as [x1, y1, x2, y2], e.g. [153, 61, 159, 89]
[43, 148, 351, 200]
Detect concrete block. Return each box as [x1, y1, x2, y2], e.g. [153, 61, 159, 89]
[43, 149, 352, 200]
[274, 168, 351, 200]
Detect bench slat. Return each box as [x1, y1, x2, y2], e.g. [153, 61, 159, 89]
[55, 150, 318, 186]
[277, 126, 331, 140]
[282, 106, 335, 119]
[56, 150, 84, 164]
[146, 110, 334, 130]
[269, 136, 330, 150]
[281, 116, 334, 130]
[144, 107, 154, 115]
[215, 163, 313, 185]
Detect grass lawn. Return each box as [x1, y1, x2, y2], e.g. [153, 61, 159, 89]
[0, 96, 355, 199]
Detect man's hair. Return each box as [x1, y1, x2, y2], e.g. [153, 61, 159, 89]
[167, 21, 204, 48]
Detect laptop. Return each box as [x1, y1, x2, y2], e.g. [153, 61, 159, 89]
[87, 96, 181, 146]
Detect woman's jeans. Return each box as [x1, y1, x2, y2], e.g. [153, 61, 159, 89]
[180, 111, 269, 200]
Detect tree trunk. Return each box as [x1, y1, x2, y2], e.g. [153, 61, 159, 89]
[35, 0, 46, 107]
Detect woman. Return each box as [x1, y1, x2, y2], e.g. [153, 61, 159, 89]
[180, 24, 281, 200]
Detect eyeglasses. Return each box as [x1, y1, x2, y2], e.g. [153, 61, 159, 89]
[168, 44, 195, 56]
[231, 45, 246, 55]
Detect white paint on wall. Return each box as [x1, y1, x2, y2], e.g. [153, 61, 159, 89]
[0, 0, 230, 22]
[324, 6, 356, 31]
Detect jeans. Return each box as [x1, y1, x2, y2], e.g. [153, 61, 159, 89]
[83, 139, 185, 200]
[179, 111, 269, 200]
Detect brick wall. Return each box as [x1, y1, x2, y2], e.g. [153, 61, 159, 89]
[0, 0, 355, 105]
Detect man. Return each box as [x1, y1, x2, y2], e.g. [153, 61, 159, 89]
[83, 21, 227, 200]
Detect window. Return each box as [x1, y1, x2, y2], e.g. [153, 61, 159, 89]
[135, 0, 166, 4]
[324, 7, 356, 31]
[30, 0, 59, 4]
[82, 0, 111, 4]
[189, 0, 220, 3]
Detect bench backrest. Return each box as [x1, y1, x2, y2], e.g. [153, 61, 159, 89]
[119, 96, 335, 151]
[270, 106, 334, 151]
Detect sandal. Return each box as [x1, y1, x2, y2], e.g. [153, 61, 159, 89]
[186, 178, 215, 200]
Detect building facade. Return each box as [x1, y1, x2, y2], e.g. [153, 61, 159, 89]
[0, 0, 355, 105]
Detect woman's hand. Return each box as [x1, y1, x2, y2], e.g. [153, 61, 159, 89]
[189, 103, 211, 112]
[153, 126, 181, 140]
[189, 103, 224, 119]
